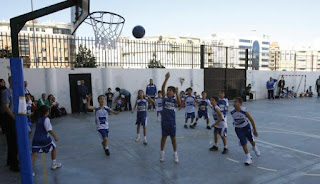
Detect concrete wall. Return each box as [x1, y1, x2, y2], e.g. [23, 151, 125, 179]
[0, 58, 204, 113]
[247, 70, 320, 99]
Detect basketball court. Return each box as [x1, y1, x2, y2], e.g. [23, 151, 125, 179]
[1, 98, 320, 184]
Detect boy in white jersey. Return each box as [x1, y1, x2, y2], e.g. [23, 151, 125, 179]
[183, 87, 196, 128]
[209, 96, 228, 154]
[231, 97, 260, 165]
[191, 91, 212, 129]
[87, 95, 120, 156]
[155, 91, 163, 121]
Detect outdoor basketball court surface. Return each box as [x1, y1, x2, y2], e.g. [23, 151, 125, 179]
[1, 98, 320, 184]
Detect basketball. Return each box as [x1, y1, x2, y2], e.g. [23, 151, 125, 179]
[132, 25, 145, 39]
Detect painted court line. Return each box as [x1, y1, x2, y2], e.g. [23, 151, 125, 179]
[257, 166, 277, 172]
[302, 173, 320, 177]
[41, 154, 49, 184]
[260, 126, 320, 139]
[226, 157, 239, 163]
[251, 110, 320, 122]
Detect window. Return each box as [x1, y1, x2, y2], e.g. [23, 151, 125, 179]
[261, 65, 269, 67]
[239, 39, 251, 43]
[60, 57, 63, 61]
[22, 26, 28, 31]
[262, 47, 269, 51]
[239, 45, 251, 49]
[36, 28, 39, 32]
[262, 41, 270, 45]
[43, 57, 47, 61]
[41, 48, 46, 52]
[262, 59, 269, 62]
[42, 29, 45, 32]
[54, 57, 58, 61]
[65, 57, 69, 61]
[30, 28, 34, 31]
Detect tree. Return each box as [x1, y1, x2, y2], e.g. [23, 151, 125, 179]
[148, 54, 165, 68]
[74, 45, 97, 68]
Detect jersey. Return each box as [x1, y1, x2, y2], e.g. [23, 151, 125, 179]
[230, 107, 249, 128]
[198, 98, 211, 112]
[95, 106, 109, 130]
[218, 98, 229, 117]
[162, 96, 177, 122]
[185, 95, 195, 113]
[32, 117, 53, 147]
[155, 97, 163, 111]
[136, 98, 147, 118]
[212, 105, 227, 128]
[26, 103, 32, 123]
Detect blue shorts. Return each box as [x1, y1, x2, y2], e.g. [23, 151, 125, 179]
[197, 111, 209, 119]
[161, 121, 176, 137]
[235, 124, 254, 146]
[32, 142, 56, 153]
[185, 112, 195, 119]
[136, 116, 147, 126]
[214, 127, 227, 137]
[98, 129, 109, 139]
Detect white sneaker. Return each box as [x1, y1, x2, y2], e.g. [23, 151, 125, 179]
[32, 172, 35, 177]
[253, 146, 261, 157]
[174, 153, 179, 163]
[157, 117, 161, 121]
[143, 139, 148, 145]
[51, 162, 62, 170]
[244, 157, 252, 165]
[160, 151, 165, 162]
[135, 137, 140, 142]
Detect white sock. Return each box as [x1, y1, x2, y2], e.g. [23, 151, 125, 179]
[161, 151, 165, 154]
[214, 143, 218, 147]
[246, 153, 251, 158]
[174, 151, 178, 155]
[137, 134, 140, 138]
[52, 159, 57, 164]
[144, 136, 147, 140]
[224, 145, 228, 149]
[105, 145, 108, 150]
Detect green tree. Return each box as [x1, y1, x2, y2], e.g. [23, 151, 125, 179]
[75, 45, 97, 68]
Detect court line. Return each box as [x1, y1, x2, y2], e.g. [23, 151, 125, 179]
[259, 127, 320, 139]
[41, 154, 49, 184]
[226, 157, 239, 163]
[257, 166, 277, 172]
[250, 110, 320, 122]
[302, 173, 320, 177]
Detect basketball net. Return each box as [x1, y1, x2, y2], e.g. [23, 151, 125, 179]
[87, 12, 125, 49]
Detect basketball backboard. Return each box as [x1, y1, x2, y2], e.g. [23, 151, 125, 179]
[71, 0, 90, 35]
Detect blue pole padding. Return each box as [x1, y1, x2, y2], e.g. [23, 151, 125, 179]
[10, 58, 33, 184]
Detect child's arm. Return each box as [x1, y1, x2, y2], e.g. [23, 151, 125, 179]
[162, 72, 170, 98]
[48, 130, 59, 141]
[86, 94, 96, 111]
[175, 87, 181, 106]
[246, 112, 258, 137]
[108, 108, 120, 115]
[146, 96, 155, 104]
[212, 108, 223, 127]
[131, 101, 137, 113]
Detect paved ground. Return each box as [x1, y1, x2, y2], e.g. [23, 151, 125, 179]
[1, 98, 320, 184]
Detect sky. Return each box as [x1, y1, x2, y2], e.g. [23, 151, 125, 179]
[1, 0, 320, 47]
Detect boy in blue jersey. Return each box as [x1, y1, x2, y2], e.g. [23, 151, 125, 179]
[209, 96, 228, 154]
[131, 90, 154, 145]
[183, 87, 196, 129]
[31, 105, 61, 176]
[87, 94, 120, 156]
[155, 91, 163, 121]
[218, 91, 229, 122]
[231, 97, 260, 165]
[160, 72, 181, 163]
[191, 91, 212, 129]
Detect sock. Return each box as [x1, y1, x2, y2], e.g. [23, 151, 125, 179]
[105, 145, 108, 150]
[246, 153, 251, 158]
[52, 159, 56, 164]
[137, 134, 140, 138]
[174, 151, 178, 155]
[144, 136, 147, 140]
[161, 151, 165, 154]
[224, 145, 228, 149]
[214, 143, 218, 147]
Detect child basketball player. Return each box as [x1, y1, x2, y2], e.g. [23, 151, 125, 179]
[87, 94, 120, 156]
[231, 97, 260, 165]
[184, 87, 196, 128]
[131, 90, 154, 145]
[155, 91, 163, 121]
[31, 105, 61, 176]
[191, 91, 212, 129]
[209, 96, 228, 154]
[160, 72, 181, 163]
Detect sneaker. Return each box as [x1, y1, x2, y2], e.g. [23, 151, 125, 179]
[135, 137, 140, 142]
[244, 157, 252, 166]
[174, 153, 179, 163]
[190, 125, 195, 129]
[160, 152, 165, 162]
[193, 123, 197, 127]
[253, 146, 261, 157]
[105, 149, 110, 156]
[32, 172, 36, 177]
[51, 162, 62, 170]
[209, 145, 218, 151]
[206, 126, 212, 130]
[143, 139, 148, 145]
[222, 148, 228, 154]
[184, 124, 188, 129]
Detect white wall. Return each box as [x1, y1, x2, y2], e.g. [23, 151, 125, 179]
[247, 70, 320, 99]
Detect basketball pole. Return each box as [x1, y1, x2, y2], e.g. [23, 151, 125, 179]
[10, 1, 77, 183]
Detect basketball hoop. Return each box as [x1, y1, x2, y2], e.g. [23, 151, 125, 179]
[85, 11, 125, 49]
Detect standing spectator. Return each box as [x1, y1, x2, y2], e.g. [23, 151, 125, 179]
[2, 76, 19, 172]
[37, 93, 47, 108]
[146, 79, 157, 111]
[78, 80, 89, 114]
[316, 76, 320, 98]
[24, 81, 31, 95]
[278, 76, 285, 98]
[115, 87, 132, 111]
[266, 77, 278, 99]
[246, 84, 253, 100]
[105, 88, 114, 109]
[0, 79, 6, 134]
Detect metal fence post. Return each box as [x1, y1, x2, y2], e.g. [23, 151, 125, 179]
[200, 45, 205, 69]
[245, 49, 249, 70]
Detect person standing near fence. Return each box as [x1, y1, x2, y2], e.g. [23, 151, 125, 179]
[266, 77, 278, 99]
[278, 76, 285, 98]
[146, 79, 157, 111]
[78, 80, 89, 114]
[316, 76, 320, 98]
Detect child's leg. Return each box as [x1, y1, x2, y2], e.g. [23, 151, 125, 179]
[242, 144, 249, 154]
[136, 123, 141, 134]
[143, 126, 147, 137]
[221, 136, 227, 148]
[191, 118, 195, 124]
[206, 118, 210, 126]
[103, 137, 108, 149]
[51, 147, 57, 160]
[214, 132, 219, 145]
[31, 152, 38, 164]
[170, 136, 177, 152]
[249, 141, 256, 147]
[160, 136, 167, 151]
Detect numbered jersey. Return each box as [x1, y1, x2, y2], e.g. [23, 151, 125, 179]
[162, 96, 177, 122]
[95, 106, 109, 130]
[137, 98, 147, 117]
[155, 97, 163, 111]
[230, 107, 249, 128]
[185, 95, 195, 113]
[218, 98, 229, 116]
[212, 105, 227, 128]
[198, 99, 211, 112]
